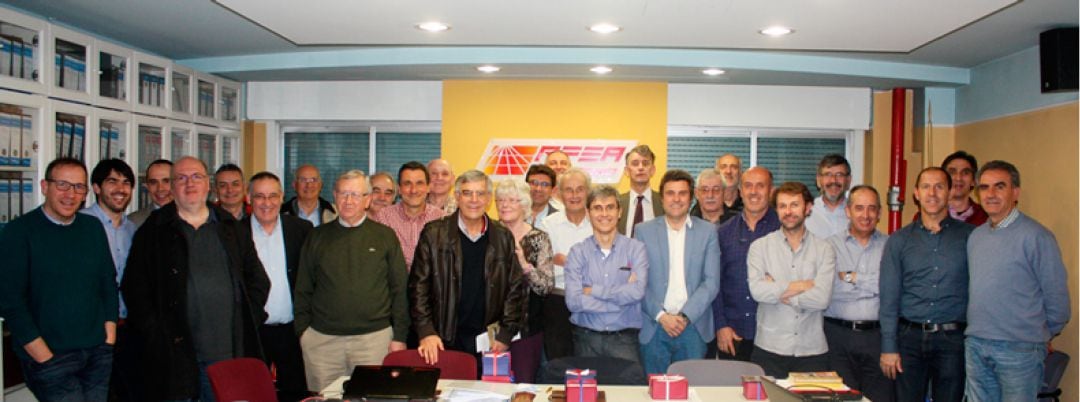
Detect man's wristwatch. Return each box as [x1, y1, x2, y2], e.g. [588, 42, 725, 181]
[842, 271, 854, 283]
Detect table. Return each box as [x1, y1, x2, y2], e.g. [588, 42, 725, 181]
[322, 377, 754, 401]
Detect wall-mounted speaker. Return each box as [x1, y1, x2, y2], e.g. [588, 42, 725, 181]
[1039, 27, 1078, 93]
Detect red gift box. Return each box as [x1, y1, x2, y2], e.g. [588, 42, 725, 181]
[481, 374, 513, 383]
[649, 374, 688, 400]
[741, 375, 767, 400]
[565, 369, 598, 402]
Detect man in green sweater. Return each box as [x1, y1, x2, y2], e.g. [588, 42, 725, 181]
[294, 169, 410, 392]
[0, 157, 119, 402]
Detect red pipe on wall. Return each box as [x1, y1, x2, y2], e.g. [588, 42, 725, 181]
[887, 88, 907, 234]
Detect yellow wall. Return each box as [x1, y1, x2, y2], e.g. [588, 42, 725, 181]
[441, 80, 669, 193]
[241, 120, 268, 177]
[955, 102, 1079, 401]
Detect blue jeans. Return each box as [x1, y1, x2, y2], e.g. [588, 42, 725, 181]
[964, 336, 1046, 402]
[895, 324, 965, 402]
[572, 326, 642, 365]
[640, 323, 706, 375]
[19, 344, 113, 402]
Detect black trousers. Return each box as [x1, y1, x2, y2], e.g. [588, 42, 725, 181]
[108, 322, 146, 402]
[705, 336, 754, 362]
[750, 346, 829, 379]
[542, 294, 574, 360]
[824, 321, 895, 402]
[259, 323, 309, 401]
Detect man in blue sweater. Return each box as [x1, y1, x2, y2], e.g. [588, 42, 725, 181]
[964, 160, 1070, 402]
[0, 157, 119, 402]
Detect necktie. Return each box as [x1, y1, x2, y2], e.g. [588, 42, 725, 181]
[632, 195, 644, 237]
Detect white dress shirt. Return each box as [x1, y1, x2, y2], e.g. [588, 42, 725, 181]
[538, 211, 592, 290]
[624, 189, 656, 235]
[252, 216, 293, 324]
[661, 217, 690, 316]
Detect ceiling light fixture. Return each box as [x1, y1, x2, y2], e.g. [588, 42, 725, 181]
[416, 22, 450, 32]
[589, 23, 621, 34]
[477, 65, 500, 73]
[590, 66, 613, 74]
[702, 68, 726, 76]
[759, 26, 793, 37]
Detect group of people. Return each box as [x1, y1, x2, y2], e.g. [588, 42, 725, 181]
[0, 144, 1069, 402]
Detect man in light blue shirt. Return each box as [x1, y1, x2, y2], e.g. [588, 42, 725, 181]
[243, 172, 313, 401]
[824, 185, 893, 402]
[565, 184, 649, 365]
[82, 158, 140, 401]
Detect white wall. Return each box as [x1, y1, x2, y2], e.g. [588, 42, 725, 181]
[246, 81, 442, 121]
[668, 84, 872, 130]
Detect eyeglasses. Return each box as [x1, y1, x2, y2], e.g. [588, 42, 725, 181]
[251, 193, 281, 202]
[696, 186, 724, 194]
[335, 191, 368, 200]
[297, 177, 320, 184]
[528, 180, 552, 189]
[47, 179, 89, 194]
[175, 173, 208, 185]
[819, 172, 850, 179]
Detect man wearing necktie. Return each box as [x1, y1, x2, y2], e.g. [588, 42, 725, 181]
[618, 145, 663, 237]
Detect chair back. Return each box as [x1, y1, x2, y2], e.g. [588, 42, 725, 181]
[1039, 350, 1070, 402]
[207, 357, 278, 402]
[382, 349, 477, 380]
[666, 359, 765, 386]
[539, 356, 646, 385]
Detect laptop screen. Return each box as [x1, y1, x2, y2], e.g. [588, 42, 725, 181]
[342, 365, 440, 400]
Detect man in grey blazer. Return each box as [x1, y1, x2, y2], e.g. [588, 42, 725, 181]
[617, 145, 663, 236]
[635, 169, 722, 375]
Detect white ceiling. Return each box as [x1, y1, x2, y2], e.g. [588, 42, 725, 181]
[219, 0, 1014, 52]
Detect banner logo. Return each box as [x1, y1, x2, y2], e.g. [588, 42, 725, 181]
[476, 139, 638, 183]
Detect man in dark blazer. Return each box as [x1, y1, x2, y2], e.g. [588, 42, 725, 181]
[618, 145, 664, 236]
[123, 156, 270, 401]
[242, 172, 314, 402]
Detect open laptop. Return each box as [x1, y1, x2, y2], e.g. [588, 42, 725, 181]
[760, 377, 863, 401]
[342, 365, 440, 401]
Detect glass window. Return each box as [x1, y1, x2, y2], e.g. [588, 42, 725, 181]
[757, 137, 846, 195]
[198, 133, 216, 169]
[374, 132, 441, 176]
[666, 135, 750, 177]
[284, 131, 370, 202]
[97, 120, 126, 160]
[171, 72, 190, 114]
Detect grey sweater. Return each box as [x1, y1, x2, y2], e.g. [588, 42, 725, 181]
[966, 211, 1071, 343]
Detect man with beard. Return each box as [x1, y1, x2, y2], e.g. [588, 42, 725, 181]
[214, 163, 250, 220]
[747, 182, 835, 378]
[689, 168, 734, 225]
[618, 145, 663, 237]
[805, 154, 852, 239]
[427, 159, 457, 214]
[82, 159, 142, 401]
[368, 171, 397, 217]
[715, 154, 744, 213]
[128, 159, 172, 227]
[879, 167, 973, 402]
[824, 185, 894, 402]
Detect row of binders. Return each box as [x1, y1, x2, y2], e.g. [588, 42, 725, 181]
[0, 111, 32, 166]
[55, 117, 85, 161]
[0, 35, 35, 80]
[0, 178, 34, 229]
[99, 123, 124, 160]
[139, 72, 165, 107]
[55, 53, 87, 91]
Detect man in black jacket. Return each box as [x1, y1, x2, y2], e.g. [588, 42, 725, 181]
[242, 171, 313, 401]
[410, 170, 527, 366]
[123, 156, 270, 402]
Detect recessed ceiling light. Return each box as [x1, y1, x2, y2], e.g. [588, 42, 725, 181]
[759, 26, 793, 37]
[702, 68, 726, 76]
[417, 21, 450, 32]
[477, 65, 500, 73]
[589, 23, 621, 34]
[590, 66, 613, 74]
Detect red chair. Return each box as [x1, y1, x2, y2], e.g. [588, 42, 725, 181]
[382, 349, 477, 380]
[207, 357, 278, 402]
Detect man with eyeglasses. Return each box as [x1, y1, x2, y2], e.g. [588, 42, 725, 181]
[123, 156, 270, 402]
[81, 158, 143, 402]
[128, 159, 172, 227]
[282, 164, 337, 227]
[537, 167, 595, 360]
[805, 154, 853, 239]
[524, 164, 559, 226]
[410, 170, 526, 371]
[689, 168, 735, 225]
[294, 169, 409, 392]
[214, 163, 250, 220]
[241, 171, 313, 401]
[0, 157, 119, 402]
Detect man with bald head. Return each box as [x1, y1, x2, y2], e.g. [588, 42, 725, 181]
[282, 164, 337, 227]
[708, 166, 780, 362]
[545, 150, 572, 209]
[427, 159, 457, 214]
[124, 156, 270, 401]
[715, 154, 744, 214]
